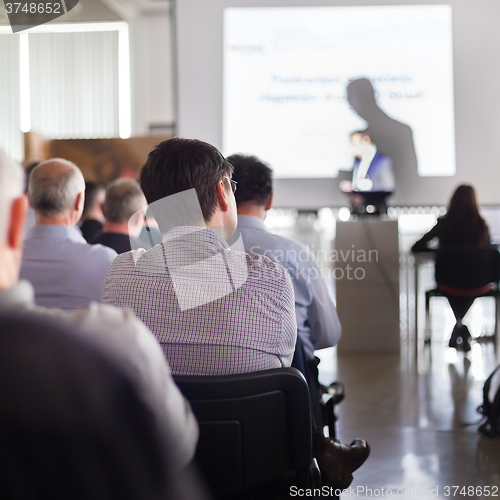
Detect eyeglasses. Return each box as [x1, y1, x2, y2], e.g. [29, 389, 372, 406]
[224, 176, 237, 193]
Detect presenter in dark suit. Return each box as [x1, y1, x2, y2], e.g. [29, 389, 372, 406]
[340, 131, 395, 215]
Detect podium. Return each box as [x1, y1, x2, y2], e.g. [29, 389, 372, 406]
[335, 220, 400, 354]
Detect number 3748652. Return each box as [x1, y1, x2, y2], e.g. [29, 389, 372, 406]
[5, 3, 62, 14]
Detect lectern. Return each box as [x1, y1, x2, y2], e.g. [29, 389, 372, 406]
[335, 220, 400, 353]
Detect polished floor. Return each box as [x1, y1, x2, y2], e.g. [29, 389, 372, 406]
[268, 211, 500, 499]
[317, 331, 500, 499]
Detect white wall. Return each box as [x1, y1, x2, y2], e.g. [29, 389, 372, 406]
[175, 0, 500, 208]
[129, 15, 174, 136]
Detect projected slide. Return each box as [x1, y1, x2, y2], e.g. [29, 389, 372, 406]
[223, 5, 455, 178]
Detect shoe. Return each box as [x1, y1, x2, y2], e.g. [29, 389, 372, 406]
[456, 326, 472, 352]
[457, 337, 472, 352]
[316, 438, 370, 489]
[449, 325, 461, 348]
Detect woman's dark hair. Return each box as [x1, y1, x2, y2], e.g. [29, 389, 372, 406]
[140, 138, 233, 222]
[227, 154, 273, 206]
[444, 184, 489, 246]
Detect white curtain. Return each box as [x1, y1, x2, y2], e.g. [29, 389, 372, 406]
[0, 34, 22, 161]
[28, 30, 120, 139]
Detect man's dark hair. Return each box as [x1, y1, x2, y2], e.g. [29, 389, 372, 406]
[83, 181, 105, 216]
[227, 154, 273, 207]
[140, 138, 233, 222]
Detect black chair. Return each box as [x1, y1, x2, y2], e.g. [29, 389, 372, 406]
[291, 335, 344, 438]
[173, 368, 322, 498]
[425, 247, 500, 351]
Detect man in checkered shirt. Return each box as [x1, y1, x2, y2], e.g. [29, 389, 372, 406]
[102, 138, 370, 489]
[102, 138, 297, 376]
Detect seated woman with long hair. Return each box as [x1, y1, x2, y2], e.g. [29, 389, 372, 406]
[412, 184, 490, 252]
[412, 185, 494, 352]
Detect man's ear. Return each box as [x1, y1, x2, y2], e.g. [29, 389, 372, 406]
[265, 191, 274, 211]
[75, 192, 84, 214]
[131, 210, 143, 230]
[8, 196, 28, 250]
[216, 180, 230, 213]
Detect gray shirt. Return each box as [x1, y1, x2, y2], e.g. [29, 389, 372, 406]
[238, 215, 341, 360]
[20, 225, 117, 310]
[0, 281, 199, 470]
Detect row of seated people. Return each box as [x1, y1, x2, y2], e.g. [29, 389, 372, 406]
[0, 140, 370, 494]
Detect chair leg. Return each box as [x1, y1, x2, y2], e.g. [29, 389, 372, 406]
[424, 292, 432, 345]
[495, 296, 499, 354]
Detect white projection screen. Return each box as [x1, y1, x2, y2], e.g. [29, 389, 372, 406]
[223, 5, 455, 179]
[176, 0, 500, 208]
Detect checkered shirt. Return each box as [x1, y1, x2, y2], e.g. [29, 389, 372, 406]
[101, 227, 297, 376]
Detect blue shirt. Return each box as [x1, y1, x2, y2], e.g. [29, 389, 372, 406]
[237, 215, 341, 359]
[20, 225, 117, 310]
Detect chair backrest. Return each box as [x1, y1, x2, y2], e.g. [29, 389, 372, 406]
[173, 368, 312, 495]
[435, 247, 500, 290]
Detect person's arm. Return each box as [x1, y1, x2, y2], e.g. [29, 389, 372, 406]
[373, 156, 395, 192]
[411, 220, 441, 253]
[303, 257, 341, 351]
[277, 271, 298, 367]
[483, 220, 492, 247]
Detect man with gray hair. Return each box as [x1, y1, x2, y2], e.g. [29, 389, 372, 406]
[0, 149, 199, 472]
[92, 178, 146, 254]
[20, 159, 117, 310]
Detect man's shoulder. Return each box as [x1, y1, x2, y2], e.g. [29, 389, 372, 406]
[242, 249, 293, 287]
[242, 229, 311, 264]
[50, 234, 118, 263]
[106, 247, 156, 272]
[79, 239, 117, 258]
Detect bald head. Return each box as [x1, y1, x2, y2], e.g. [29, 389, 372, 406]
[29, 159, 85, 218]
[0, 149, 25, 245]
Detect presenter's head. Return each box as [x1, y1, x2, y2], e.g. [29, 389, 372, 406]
[350, 131, 376, 158]
[227, 154, 273, 221]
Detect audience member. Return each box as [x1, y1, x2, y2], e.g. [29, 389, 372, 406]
[412, 185, 492, 351]
[102, 138, 369, 489]
[0, 313, 208, 500]
[80, 181, 106, 242]
[22, 161, 40, 238]
[20, 159, 117, 310]
[412, 184, 491, 252]
[228, 154, 341, 422]
[92, 178, 146, 254]
[102, 138, 297, 375]
[0, 148, 199, 475]
[229, 154, 341, 356]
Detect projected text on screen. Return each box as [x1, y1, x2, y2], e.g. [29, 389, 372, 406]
[223, 5, 455, 179]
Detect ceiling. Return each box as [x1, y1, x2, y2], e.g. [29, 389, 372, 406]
[101, 0, 171, 19]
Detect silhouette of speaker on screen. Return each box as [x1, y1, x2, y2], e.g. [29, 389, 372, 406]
[341, 78, 419, 215]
